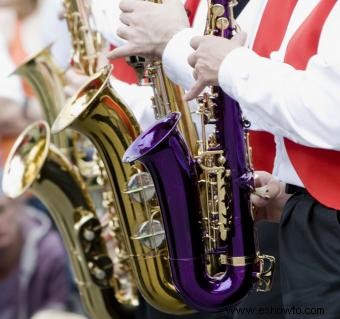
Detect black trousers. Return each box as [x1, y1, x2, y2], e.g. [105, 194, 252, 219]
[136, 297, 231, 319]
[279, 193, 340, 319]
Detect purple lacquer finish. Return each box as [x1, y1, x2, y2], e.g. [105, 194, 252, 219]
[123, 116, 254, 312]
[123, 0, 256, 312]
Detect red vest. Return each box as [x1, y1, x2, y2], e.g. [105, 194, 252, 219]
[250, 0, 299, 173]
[184, 0, 201, 25]
[250, 0, 339, 209]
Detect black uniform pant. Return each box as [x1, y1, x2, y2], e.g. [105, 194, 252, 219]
[279, 193, 340, 319]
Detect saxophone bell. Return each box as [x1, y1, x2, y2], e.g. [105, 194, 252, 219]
[52, 66, 193, 314]
[1, 121, 133, 319]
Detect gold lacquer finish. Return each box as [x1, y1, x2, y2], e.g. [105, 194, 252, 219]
[63, 0, 102, 75]
[128, 55, 198, 154]
[62, 0, 140, 307]
[52, 65, 192, 314]
[2, 121, 121, 319]
[147, 60, 199, 154]
[138, 1, 198, 155]
[13, 46, 68, 150]
[125, 4, 198, 152]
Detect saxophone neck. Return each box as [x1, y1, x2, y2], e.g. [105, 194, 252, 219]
[171, 84, 199, 154]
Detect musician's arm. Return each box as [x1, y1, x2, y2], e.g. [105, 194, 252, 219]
[218, 5, 340, 150]
[162, 0, 261, 90]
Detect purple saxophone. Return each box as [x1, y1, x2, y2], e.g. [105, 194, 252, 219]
[123, 0, 274, 312]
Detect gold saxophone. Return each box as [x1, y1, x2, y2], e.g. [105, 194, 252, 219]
[125, 1, 198, 155]
[63, 0, 102, 75]
[145, 59, 199, 154]
[128, 55, 199, 155]
[63, 0, 141, 306]
[2, 121, 129, 319]
[12, 47, 69, 151]
[12, 0, 140, 308]
[52, 65, 192, 314]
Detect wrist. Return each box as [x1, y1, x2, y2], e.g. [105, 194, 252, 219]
[156, 27, 187, 57]
[162, 28, 201, 89]
[162, 27, 199, 58]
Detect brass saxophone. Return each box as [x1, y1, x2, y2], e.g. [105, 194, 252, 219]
[144, 58, 199, 154]
[52, 65, 192, 314]
[62, 0, 141, 306]
[1, 121, 128, 319]
[12, 0, 139, 308]
[63, 0, 102, 75]
[128, 53, 198, 154]
[12, 47, 69, 151]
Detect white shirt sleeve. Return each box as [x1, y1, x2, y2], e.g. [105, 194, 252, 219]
[162, 28, 201, 91]
[218, 4, 340, 151]
[161, 0, 207, 90]
[91, 0, 155, 130]
[109, 78, 155, 131]
[91, 0, 125, 47]
[38, 0, 72, 69]
[0, 36, 25, 105]
[161, 0, 260, 91]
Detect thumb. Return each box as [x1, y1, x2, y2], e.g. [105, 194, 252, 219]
[107, 44, 135, 60]
[232, 30, 247, 46]
[252, 178, 281, 202]
[190, 36, 204, 50]
[253, 171, 273, 188]
[184, 79, 205, 101]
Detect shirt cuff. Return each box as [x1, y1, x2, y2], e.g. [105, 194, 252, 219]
[162, 28, 201, 91]
[91, 0, 126, 47]
[218, 46, 258, 98]
[109, 77, 155, 131]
